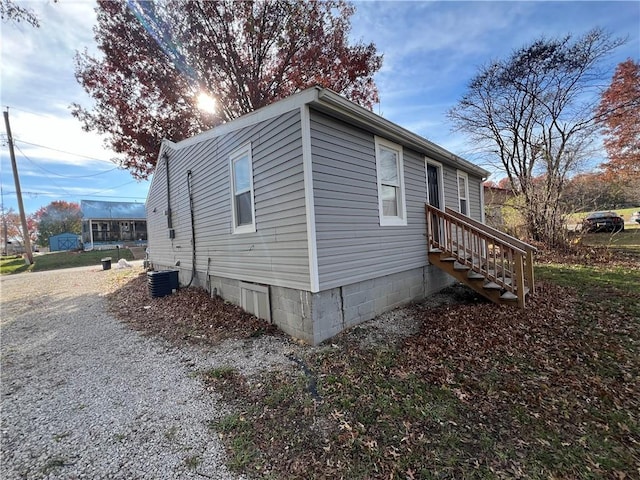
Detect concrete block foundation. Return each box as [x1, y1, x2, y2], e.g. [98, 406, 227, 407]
[150, 262, 455, 345]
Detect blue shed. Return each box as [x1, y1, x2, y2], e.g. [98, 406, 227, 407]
[49, 232, 80, 252]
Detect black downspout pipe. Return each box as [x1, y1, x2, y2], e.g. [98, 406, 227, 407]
[185, 170, 196, 287]
[164, 152, 172, 229]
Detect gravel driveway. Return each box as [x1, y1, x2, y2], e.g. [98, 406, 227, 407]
[1, 265, 246, 479]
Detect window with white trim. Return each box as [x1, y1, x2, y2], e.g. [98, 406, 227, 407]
[375, 137, 407, 226]
[457, 170, 469, 216]
[230, 144, 256, 234]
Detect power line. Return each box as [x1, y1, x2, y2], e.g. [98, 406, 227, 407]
[3, 145, 145, 202]
[1, 105, 54, 119]
[13, 139, 118, 165]
[3, 190, 147, 200]
[14, 144, 78, 198]
[82, 180, 141, 196]
[4, 179, 145, 198]
[13, 145, 120, 178]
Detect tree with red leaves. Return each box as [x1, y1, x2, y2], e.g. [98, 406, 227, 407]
[1, 208, 38, 252]
[33, 201, 82, 248]
[73, 0, 382, 179]
[597, 59, 640, 180]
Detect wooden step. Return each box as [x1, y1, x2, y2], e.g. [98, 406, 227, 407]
[428, 247, 531, 308]
[500, 291, 518, 301]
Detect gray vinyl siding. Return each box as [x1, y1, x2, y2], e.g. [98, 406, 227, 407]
[146, 109, 311, 290]
[468, 173, 483, 221]
[442, 164, 460, 212]
[146, 162, 171, 264]
[439, 166, 483, 222]
[310, 109, 429, 290]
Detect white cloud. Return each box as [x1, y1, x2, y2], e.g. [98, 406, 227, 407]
[8, 110, 116, 167]
[1, 1, 101, 115]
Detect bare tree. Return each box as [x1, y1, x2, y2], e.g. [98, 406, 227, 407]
[449, 28, 624, 246]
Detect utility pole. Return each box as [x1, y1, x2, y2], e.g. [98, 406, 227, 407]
[3, 109, 33, 264]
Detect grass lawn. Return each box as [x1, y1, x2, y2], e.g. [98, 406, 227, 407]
[576, 222, 640, 255]
[202, 255, 640, 479]
[0, 249, 134, 275]
[568, 206, 640, 225]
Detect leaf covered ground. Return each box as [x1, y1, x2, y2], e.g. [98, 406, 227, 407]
[107, 271, 279, 344]
[107, 251, 640, 479]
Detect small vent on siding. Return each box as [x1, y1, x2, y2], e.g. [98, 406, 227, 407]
[239, 282, 271, 322]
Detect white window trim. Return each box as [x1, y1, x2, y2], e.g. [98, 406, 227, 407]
[480, 179, 486, 223]
[457, 170, 470, 216]
[229, 143, 256, 234]
[375, 136, 407, 227]
[425, 158, 445, 210]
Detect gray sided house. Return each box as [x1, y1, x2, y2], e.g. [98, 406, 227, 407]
[146, 87, 489, 345]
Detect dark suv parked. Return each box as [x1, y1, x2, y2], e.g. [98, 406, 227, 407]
[582, 211, 625, 233]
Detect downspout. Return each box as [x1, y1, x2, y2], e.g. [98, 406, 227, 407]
[184, 170, 197, 287]
[163, 152, 173, 229]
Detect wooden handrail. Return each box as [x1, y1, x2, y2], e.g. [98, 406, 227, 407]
[444, 207, 536, 294]
[444, 207, 536, 254]
[425, 204, 535, 308]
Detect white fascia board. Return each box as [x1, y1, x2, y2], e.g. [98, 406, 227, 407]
[300, 105, 320, 293]
[480, 180, 486, 223]
[313, 89, 490, 178]
[165, 88, 322, 151]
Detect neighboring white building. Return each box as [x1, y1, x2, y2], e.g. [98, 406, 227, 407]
[81, 200, 147, 247]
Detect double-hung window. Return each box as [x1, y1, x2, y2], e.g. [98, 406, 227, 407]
[230, 144, 255, 234]
[375, 137, 407, 226]
[457, 170, 469, 216]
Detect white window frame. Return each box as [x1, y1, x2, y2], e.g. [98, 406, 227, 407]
[375, 136, 407, 226]
[457, 170, 470, 216]
[229, 143, 256, 234]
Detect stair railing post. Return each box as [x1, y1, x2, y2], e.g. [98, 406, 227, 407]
[425, 205, 432, 248]
[526, 250, 535, 293]
[514, 251, 526, 309]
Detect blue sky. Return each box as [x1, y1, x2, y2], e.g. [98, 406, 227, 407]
[1, 0, 639, 215]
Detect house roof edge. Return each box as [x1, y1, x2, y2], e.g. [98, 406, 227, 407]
[164, 87, 321, 151]
[312, 88, 490, 178]
[158, 86, 488, 178]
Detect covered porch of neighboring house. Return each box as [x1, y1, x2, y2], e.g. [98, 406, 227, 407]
[84, 219, 147, 244]
[80, 200, 147, 250]
[425, 204, 536, 308]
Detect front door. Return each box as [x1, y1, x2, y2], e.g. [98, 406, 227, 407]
[426, 163, 443, 245]
[427, 164, 441, 209]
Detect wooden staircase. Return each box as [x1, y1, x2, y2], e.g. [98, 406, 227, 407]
[426, 205, 536, 308]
